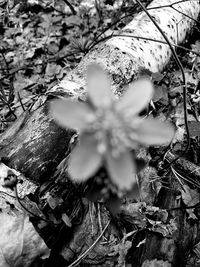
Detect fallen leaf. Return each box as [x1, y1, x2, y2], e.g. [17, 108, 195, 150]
[181, 184, 199, 207]
[0, 212, 50, 267]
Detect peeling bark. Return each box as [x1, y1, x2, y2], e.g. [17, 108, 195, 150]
[0, 104, 74, 183]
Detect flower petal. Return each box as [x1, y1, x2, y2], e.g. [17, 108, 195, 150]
[105, 150, 137, 190]
[87, 63, 113, 108]
[69, 133, 102, 181]
[135, 118, 175, 145]
[50, 99, 95, 131]
[117, 78, 154, 116]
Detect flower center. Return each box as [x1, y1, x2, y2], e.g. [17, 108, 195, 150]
[88, 106, 140, 157]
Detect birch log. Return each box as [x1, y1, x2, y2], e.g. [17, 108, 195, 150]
[0, 0, 199, 183]
[50, 0, 200, 98]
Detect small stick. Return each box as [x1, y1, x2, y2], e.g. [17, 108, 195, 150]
[67, 220, 110, 267]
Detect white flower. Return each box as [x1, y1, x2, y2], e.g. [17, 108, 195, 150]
[50, 64, 175, 190]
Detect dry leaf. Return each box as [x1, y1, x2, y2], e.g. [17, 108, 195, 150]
[181, 184, 199, 207]
[0, 212, 50, 267]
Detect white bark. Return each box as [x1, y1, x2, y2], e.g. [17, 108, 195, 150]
[48, 0, 200, 100]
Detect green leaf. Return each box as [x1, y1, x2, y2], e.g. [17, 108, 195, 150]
[105, 150, 136, 190]
[87, 63, 113, 108]
[117, 78, 153, 116]
[135, 118, 175, 145]
[49, 99, 95, 131]
[69, 133, 102, 181]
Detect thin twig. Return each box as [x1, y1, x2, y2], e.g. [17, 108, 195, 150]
[67, 220, 111, 267]
[88, 13, 134, 51]
[146, 0, 200, 32]
[147, 0, 200, 11]
[88, 33, 200, 58]
[172, 6, 200, 25]
[1, 52, 15, 103]
[14, 186, 59, 225]
[62, 0, 76, 15]
[0, 94, 17, 119]
[17, 92, 26, 112]
[171, 166, 200, 189]
[134, 0, 190, 167]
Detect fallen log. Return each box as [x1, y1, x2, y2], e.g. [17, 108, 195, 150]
[0, 0, 200, 266]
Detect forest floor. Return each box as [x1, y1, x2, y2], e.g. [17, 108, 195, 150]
[1, 0, 200, 266]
